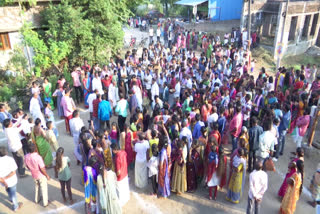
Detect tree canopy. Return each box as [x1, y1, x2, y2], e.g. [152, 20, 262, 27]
[17, 0, 137, 75]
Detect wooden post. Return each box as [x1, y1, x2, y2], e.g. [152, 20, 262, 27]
[308, 107, 320, 147]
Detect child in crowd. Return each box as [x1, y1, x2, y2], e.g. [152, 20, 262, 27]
[44, 101, 59, 137]
[46, 121, 59, 158]
[147, 144, 159, 196]
[207, 145, 218, 200]
[110, 122, 119, 146]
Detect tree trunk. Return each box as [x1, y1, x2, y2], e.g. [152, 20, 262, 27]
[165, 0, 168, 17]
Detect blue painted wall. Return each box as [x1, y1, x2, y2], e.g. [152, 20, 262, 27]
[208, 0, 243, 21]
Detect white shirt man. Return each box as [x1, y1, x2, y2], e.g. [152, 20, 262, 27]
[69, 113, 84, 162]
[151, 80, 159, 102]
[4, 122, 23, 153]
[0, 155, 18, 188]
[248, 169, 268, 200]
[92, 77, 104, 95]
[158, 76, 166, 94]
[152, 98, 163, 110]
[87, 92, 97, 114]
[208, 112, 218, 125]
[133, 85, 142, 109]
[247, 162, 268, 214]
[29, 94, 46, 128]
[156, 28, 161, 37]
[3, 118, 26, 177]
[144, 72, 152, 90]
[257, 130, 276, 159]
[180, 126, 193, 149]
[19, 115, 33, 141]
[186, 77, 193, 89]
[0, 151, 22, 211]
[108, 81, 118, 108]
[134, 139, 150, 188]
[149, 28, 154, 37]
[243, 99, 252, 122]
[174, 81, 181, 98]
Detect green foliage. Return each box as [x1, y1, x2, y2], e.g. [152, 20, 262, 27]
[0, 75, 29, 103]
[0, 0, 37, 6]
[21, 22, 70, 75]
[168, 4, 188, 17]
[0, 85, 14, 102]
[39, 0, 132, 65]
[135, 5, 148, 17]
[126, 0, 147, 13]
[151, 0, 164, 13]
[6, 45, 29, 72]
[282, 54, 320, 71]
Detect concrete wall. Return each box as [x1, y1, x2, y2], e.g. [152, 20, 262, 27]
[0, 6, 44, 70]
[273, 1, 320, 58]
[242, 0, 320, 57]
[0, 32, 34, 69]
[209, 0, 243, 21]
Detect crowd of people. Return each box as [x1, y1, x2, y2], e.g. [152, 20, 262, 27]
[0, 19, 320, 214]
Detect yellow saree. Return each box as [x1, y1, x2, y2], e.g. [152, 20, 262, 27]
[279, 172, 302, 214]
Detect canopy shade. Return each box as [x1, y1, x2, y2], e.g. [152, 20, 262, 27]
[174, 0, 208, 7]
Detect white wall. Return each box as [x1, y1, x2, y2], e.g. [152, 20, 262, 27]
[0, 31, 34, 70]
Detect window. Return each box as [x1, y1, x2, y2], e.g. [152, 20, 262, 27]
[288, 16, 298, 41]
[302, 15, 311, 38]
[0, 33, 11, 51]
[310, 13, 319, 36]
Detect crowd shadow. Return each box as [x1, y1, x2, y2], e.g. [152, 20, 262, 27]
[0, 191, 13, 211]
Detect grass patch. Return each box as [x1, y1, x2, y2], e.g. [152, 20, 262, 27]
[282, 54, 320, 70]
[252, 46, 276, 74]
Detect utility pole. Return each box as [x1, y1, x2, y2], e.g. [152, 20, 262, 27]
[248, 0, 252, 49]
[276, 0, 289, 69]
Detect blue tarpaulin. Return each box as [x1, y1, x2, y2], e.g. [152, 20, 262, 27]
[175, 0, 208, 6]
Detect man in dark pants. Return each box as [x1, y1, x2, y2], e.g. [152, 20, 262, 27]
[248, 116, 263, 172]
[3, 119, 27, 177]
[115, 94, 129, 132]
[275, 104, 291, 160]
[0, 146, 23, 211]
[71, 66, 83, 104]
[246, 160, 268, 214]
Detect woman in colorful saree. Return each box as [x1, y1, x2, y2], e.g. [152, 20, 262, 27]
[187, 139, 203, 192]
[84, 156, 98, 214]
[279, 160, 304, 214]
[226, 148, 246, 204]
[88, 139, 105, 174]
[97, 165, 122, 214]
[31, 118, 53, 167]
[43, 77, 54, 110]
[83, 72, 91, 108]
[171, 140, 187, 195]
[278, 162, 297, 198]
[158, 137, 171, 198]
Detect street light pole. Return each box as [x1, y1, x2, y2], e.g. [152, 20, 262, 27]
[276, 0, 289, 69]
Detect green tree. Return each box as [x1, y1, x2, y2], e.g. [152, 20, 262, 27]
[40, 0, 135, 65]
[21, 22, 70, 76]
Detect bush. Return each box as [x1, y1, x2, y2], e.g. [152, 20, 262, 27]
[6, 46, 29, 73]
[0, 85, 14, 102]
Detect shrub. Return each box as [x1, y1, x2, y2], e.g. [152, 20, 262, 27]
[0, 85, 14, 103]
